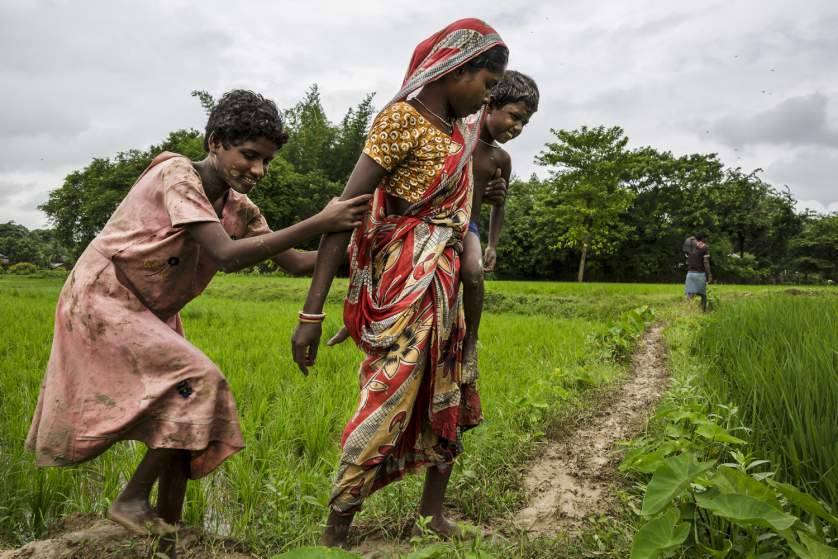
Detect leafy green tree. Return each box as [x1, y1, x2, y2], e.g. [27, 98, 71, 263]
[789, 213, 838, 281]
[709, 168, 773, 257]
[612, 149, 725, 281]
[535, 126, 636, 282]
[280, 85, 337, 176]
[190, 89, 215, 115]
[246, 158, 343, 249]
[0, 222, 70, 268]
[0, 223, 42, 265]
[493, 175, 568, 278]
[329, 93, 375, 183]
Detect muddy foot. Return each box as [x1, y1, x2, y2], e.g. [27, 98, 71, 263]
[322, 525, 352, 550]
[412, 516, 462, 539]
[108, 501, 177, 536]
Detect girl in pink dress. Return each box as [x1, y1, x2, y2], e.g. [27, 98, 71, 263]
[26, 90, 371, 537]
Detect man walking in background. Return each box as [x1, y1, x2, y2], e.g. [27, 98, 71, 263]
[683, 233, 712, 311]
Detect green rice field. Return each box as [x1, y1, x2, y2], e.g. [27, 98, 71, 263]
[0, 274, 834, 557]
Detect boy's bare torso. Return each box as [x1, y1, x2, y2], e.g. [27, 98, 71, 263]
[471, 140, 511, 220]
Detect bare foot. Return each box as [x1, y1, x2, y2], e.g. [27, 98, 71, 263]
[322, 511, 353, 550]
[108, 499, 177, 536]
[156, 533, 179, 559]
[321, 526, 351, 550]
[413, 516, 462, 539]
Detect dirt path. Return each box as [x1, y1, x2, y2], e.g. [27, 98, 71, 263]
[0, 514, 254, 559]
[357, 324, 672, 553]
[1, 326, 670, 557]
[513, 324, 670, 535]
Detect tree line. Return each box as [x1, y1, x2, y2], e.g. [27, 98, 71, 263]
[2, 87, 835, 283]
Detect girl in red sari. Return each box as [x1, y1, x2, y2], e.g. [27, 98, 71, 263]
[290, 18, 507, 548]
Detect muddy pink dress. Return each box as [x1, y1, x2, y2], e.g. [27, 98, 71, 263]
[26, 152, 271, 478]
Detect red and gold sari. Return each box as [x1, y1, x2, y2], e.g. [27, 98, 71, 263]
[331, 18, 505, 513]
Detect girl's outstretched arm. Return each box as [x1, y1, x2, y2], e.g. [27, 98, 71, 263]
[291, 155, 387, 375]
[272, 250, 317, 276]
[186, 195, 371, 273]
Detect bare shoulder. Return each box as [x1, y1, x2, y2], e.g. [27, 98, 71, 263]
[497, 147, 512, 172]
[474, 143, 511, 183]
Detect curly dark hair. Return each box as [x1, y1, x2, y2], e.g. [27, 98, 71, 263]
[463, 45, 509, 74]
[490, 70, 539, 113]
[203, 90, 289, 151]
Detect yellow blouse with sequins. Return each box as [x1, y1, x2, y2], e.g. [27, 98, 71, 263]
[363, 101, 462, 203]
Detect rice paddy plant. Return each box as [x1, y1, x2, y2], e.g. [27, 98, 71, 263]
[0, 275, 640, 553]
[696, 294, 838, 512]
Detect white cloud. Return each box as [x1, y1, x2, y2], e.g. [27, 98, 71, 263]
[2, 0, 838, 228]
[713, 93, 838, 148]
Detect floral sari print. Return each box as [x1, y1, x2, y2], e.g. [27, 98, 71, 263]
[332, 18, 505, 513]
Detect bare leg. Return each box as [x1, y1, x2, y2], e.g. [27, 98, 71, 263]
[461, 232, 484, 374]
[322, 510, 355, 549]
[157, 450, 190, 525]
[417, 463, 459, 537]
[108, 448, 178, 536]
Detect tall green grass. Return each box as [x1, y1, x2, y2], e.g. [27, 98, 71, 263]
[0, 274, 809, 555]
[697, 294, 838, 511]
[1, 274, 657, 554]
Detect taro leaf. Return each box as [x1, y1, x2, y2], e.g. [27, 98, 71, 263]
[670, 409, 710, 425]
[621, 448, 669, 474]
[622, 441, 682, 474]
[767, 479, 838, 528]
[796, 532, 838, 558]
[641, 452, 716, 517]
[695, 423, 747, 445]
[271, 547, 361, 559]
[694, 491, 798, 531]
[711, 467, 782, 510]
[697, 539, 734, 558]
[630, 507, 690, 559]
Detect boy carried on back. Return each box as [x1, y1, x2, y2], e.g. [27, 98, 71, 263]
[461, 70, 540, 374]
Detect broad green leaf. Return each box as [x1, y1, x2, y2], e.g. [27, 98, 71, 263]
[630, 507, 690, 559]
[271, 546, 361, 559]
[695, 423, 747, 445]
[620, 449, 668, 474]
[711, 467, 782, 509]
[694, 491, 798, 531]
[697, 539, 733, 558]
[767, 479, 838, 528]
[797, 532, 838, 558]
[641, 452, 716, 517]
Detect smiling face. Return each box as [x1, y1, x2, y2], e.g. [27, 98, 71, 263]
[445, 67, 506, 119]
[208, 133, 279, 195]
[485, 100, 533, 144]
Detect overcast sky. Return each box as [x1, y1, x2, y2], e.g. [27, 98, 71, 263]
[2, 0, 837, 229]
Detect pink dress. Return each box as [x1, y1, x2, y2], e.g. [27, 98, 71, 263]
[26, 152, 271, 479]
